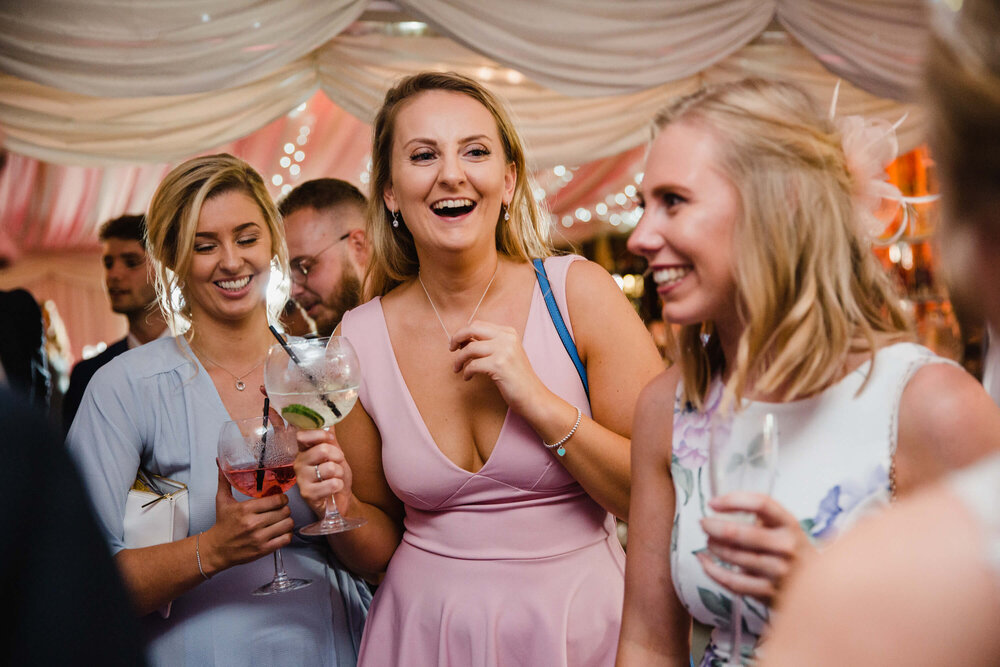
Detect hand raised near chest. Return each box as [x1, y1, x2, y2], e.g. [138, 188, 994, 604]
[449, 320, 548, 419]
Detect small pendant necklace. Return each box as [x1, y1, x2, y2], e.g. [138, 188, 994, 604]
[197, 351, 266, 391]
[418, 264, 499, 341]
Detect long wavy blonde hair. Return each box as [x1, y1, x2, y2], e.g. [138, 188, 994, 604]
[656, 79, 913, 409]
[145, 153, 289, 336]
[364, 71, 552, 298]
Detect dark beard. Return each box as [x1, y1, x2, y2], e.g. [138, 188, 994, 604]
[316, 266, 363, 336]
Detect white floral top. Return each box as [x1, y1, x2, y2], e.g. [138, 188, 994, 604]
[670, 343, 955, 666]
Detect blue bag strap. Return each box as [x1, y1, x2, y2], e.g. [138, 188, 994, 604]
[532, 258, 589, 400]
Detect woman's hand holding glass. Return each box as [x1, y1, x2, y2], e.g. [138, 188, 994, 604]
[699, 489, 816, 604]
[699, 411, 815, 605]
[215, 417, 309, 595]
[266, 335, 366, 535]
[209, 466, 294, 570]
[293, 428, 357, 523]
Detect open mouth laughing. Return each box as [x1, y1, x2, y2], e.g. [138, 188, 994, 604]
[431, 198, 476, 217]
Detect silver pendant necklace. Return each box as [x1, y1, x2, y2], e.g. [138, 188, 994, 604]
[197, 352, 266, 391]
[418, 264, 499, 341]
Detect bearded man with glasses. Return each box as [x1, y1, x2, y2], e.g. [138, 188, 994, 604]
[279, 179, 370, 336]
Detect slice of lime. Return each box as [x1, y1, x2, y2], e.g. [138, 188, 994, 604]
[281, 403, 324, 429]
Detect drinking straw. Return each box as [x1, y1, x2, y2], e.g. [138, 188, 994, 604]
[267, 325, 342, 419]
[256, 397, 269, 492]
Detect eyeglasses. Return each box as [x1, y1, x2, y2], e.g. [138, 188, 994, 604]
[289, 231, 351, 284]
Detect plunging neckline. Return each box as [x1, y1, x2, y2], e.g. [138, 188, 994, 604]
[375, 275, 542, 476]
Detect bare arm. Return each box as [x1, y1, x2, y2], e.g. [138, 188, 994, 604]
[895, 362, 1000, 495]
[562, 259, 666, 518]
[294, 400, 404, 580]
[617, 369, 692, 666]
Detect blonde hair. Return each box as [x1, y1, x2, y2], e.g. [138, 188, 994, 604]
[365, 71, 551, 298]
[145, 153, 289, 335]
[925, 0, 1000, 236]
[655, 78, 913, 409]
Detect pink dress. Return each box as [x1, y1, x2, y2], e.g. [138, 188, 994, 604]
[341, 255, 624, 667]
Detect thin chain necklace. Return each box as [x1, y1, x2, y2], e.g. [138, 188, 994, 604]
[418, 264, 499, 341]
[196, 350, 266, 391]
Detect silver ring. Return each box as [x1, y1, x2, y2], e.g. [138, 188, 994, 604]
[314, 465, 322, 481]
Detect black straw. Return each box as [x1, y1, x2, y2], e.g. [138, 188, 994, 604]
[256, 397, 269, 492]
[267, 325, 342, 419]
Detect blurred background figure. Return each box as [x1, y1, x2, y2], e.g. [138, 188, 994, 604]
[278, 178, 370, 337]
[0, 285, 49, 409]
[763, 0, 1000, 665]
[278, 297, 315, 336]
[41, 299, 73, 422]
[0, 127, 49, 408]
[0, 386, 148, 666]
[62, 214, 166, 431]
[0, 124, 146, 665]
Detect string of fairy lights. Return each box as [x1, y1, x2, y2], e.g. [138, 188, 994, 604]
[272, 102, 312, 199]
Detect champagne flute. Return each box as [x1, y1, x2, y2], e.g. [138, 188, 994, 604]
[264, 334, 366, 535]
[217, 417, 312, 595]
[707, 410, 779, 666]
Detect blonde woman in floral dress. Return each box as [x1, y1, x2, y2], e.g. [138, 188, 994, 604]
[763, 1, 1000, 664]
[616, 78, 1000, 666]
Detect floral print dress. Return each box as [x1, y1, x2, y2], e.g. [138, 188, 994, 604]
[669, 343, 955, 666]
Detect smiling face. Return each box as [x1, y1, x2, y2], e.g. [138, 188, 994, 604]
[185, 189, 273, 325]
[382, 90, 516, 258]
[102, 238, 156, 315]
[628, 121, 741, 334]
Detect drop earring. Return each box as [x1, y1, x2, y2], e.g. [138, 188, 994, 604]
[503, 204, 510, 222]
[391, 210, 400, 228]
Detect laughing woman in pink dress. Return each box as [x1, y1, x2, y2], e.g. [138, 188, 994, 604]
[292, 71, 663, 666]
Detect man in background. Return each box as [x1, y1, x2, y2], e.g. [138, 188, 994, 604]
[62, 214, 166, 430]
[279, 179, 370, 337]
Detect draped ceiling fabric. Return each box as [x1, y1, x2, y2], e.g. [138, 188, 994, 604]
[0, 0, 933, 361]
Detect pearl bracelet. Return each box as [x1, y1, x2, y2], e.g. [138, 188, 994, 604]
[196, 532, 211, 580]
[544, 406, 582, 457]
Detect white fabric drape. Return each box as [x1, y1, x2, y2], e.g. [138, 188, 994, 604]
[396, 0, 774, 97]
[0, 0, 366, 97]
[0, 1, 929, 100]
[0, 30, 925, 169]
[777, 0, 931, 100]
[0, 61, 319, 165]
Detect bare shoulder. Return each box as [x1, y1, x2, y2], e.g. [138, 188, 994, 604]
[564, 258, 636, 324]
[765, 485, 1000, 666]
[565, 256, 622, 299]
[563, 257, 657, 356]
[898, 360, 1000, 472]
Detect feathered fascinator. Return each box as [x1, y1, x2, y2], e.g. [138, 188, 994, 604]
[829, 81, 937, 245]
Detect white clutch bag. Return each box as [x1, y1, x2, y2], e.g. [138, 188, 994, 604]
[124, 469, 189, 618]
